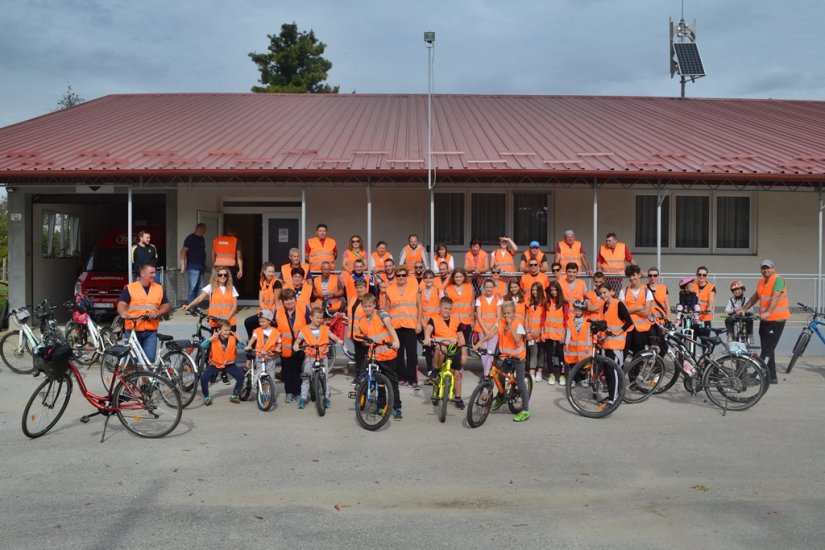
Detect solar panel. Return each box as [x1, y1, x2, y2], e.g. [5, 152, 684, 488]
[673, 42, 706, 77]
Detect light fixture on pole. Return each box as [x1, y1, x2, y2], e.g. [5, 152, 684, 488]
[424, 31, 435, 263]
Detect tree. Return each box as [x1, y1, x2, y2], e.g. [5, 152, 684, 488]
[249, 23, 339, 93]
[56, 82, 85, 110]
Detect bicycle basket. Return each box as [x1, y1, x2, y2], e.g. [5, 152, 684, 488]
[32, 342, 72, 380]
[14, 308, 30, 324]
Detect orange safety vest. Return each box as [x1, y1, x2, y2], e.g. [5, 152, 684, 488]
[542, 303, 565, 342]
[420, 286, 440, 322]
[259, 278, 280, 313]
[281, 262, 309, 283]
[648, 284, 669, 323]
[493, 280, 508, 299]
[213, 236, 237, 267]
[275, 305, 308, 358]
[622, 286, 652, 332]
[561, 278, 586, 304]
[526, 303, 544, 338]
[603, 300, 628, 350]
[253, 327, 281, 354]
[498, 319, 526, 360]
[464, 250, 489, 272]
[431, 315, 461, 344]
[282, 281, 312, 310]
[697, 283, 715, 323]
[356, 314, 397, 362]
[520, 272, 550, 294]
[564, 317, 592, 364]
[313, 274, 343, 312]
[210, 335, 237, 368]
[599, 243, 627, 275]
[370, 251, 393, 271]
[586, 289, 605, 322]
[474, 295, 500, 334]
[125, 281, 163, 331]
[401, 245, 426, 270]
[300, 325, 330, 360]
[348, 298, 365, 339]
[433, 253, 454, 273]
[507, 298, 527, 319]
[307, 237, 336, 272]
[208, 285, 237, 328]
[491, 249, 516, 273]
[557, 240, 584, 270]
[757, 274, 790, 321]
[342, 272, 371, 304]
[342, 249, 366, 273]
[445, 283, 474, 324]
[387, 282, 419, 329]
[522, 250, 546, 270]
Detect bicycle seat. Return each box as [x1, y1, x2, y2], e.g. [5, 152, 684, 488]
[709, 327, 726, 335]
[157, 334, 174, 342]
[698, 335, 723, 347]
[164, 339, 192, 352]
[103, 345, 130, 359]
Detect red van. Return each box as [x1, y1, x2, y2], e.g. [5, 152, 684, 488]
[74, 227, 164, 314]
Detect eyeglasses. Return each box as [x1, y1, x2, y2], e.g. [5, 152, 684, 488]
[351, 239, 360, 243]
[397, 274, 408, 278]
[697, 273, 708, 277]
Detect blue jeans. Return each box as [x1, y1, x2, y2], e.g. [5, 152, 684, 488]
[125, 330, 158, 364]
[186, 269, 205, 303]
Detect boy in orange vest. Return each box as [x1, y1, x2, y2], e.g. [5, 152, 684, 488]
[201, 320, 245, 406]
[355, 294, 403, 419]
[423, 296, 467, 409]
[564, 300, 592, 387]
[244, 309, 281, 389]
[294, 308, 343, 409]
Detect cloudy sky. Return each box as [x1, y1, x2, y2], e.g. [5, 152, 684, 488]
[1, 0, 824, 128]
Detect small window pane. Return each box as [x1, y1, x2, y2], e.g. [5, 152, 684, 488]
[41, 210, 80, 258]
[635, 195, 669, 248]
[717, 196, 750, 249]
[675, 196, 709, 248]
[471, 193, 505, 246]
[513, 193, 548, 246]
[435, 193, 464, 246]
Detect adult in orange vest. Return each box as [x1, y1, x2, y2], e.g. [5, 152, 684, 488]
[554, 230, 592, 276]
[560, 262, 587, 306]
[739, 259, 789, 384]
[464, 239, 490, 278]
[342, 235, 367, 273]
[116, 263, 171, 363]
[694, 265, 716, 338]
[182, 266, 239, 330]
[369, 241, 394, 273]
[519, 258, 550, 293]
[281, 248, 310, 283]
[354, 294, 403, 418]
[645, 267, 670, 323]
[585, 272, 606, 322]
[490, 236, 518, 274]
[200, 321, 245, 405]
[213, 227, 243, 281]
[399, 233, 429, 270]
[243, 261, 283, 340]
[618, 265, 654, 356]
[275, 289, 312, 403]
[432, 243, 455, 275]
[311, 261, 345, 314]
[597, 232, 635, 278]
[386, 266, 423, 388]
[519, 241, 550, 273]
[305, 224, 338, 272]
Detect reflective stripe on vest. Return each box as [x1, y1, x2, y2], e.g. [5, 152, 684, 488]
[208, 286, 237, 327]
[313, 274, 343, 312]
[300, 325, 330, 360]
[622, 286, 651, 332]
[649, 284, 668, 321]
[210, 335, 237, 368]
[697, 283, 715, 322]
[542, 304, 565, 341]
[586, 290, 605, 322]
[465, 250, 489, 271]
[557, 240, 583, 270]
[401, 245, 425, 270]
[757, 274, 790, 321]
[445, 284, 474, 324]
[599, 243, 627, 275]
[342, 250, 366, 272]
[125, 281, 163, 331]
[387, 283, 419, 329]
[213, 236, 237, 267]
[603, 300, 627, 350]
[276, 305, 308, 358]
[281, 262, 309, 283]
[307, 237, 336, 271]
[254, 327, 281, 354]
[371, 251, 392, 271]
[420, 287, 440, 322]
[348, 300, 365, 339]
[526, 304, 544, 335]
[564, 317, 592, 364]
[356, 314, 397, 362]
[259, 279, 279, 313]
[498, 320, 526, 359]
[520, 272, 549, 293]
[561, 279, 586, 304]
[475, 295, 500, 333]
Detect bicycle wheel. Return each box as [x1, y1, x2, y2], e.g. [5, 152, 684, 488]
[623, 351, 665, 404]
[113, 370, 182, 438]
[257, 376, 275, 411]
[438, 373, 452, 423]
[704, 355, 768, 411]
[0, 330, 35, 374]
[467, 380, 494, 428]
[653, 354, 680, 394]
[313, 372, 326, 417]
[22, 374, 73, 438]
[354, 372, 393, 431]
[507, 374, 533, 414]
[327, 345, 337, 368]
[239, 371, 252, 401]
[64, 321, 95, 366]
[786, 328, 811, 374]
[566, 356, 624, 418]
[162, 350, 198, 408]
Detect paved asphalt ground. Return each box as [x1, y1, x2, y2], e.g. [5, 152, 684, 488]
[2, 314, 824, 549]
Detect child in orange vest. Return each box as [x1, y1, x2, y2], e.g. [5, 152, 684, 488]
[423, 296, 467, 409]
[294, 308, 342, 410]
[244, 309, 281, 391]
[201, 320, 245, 406]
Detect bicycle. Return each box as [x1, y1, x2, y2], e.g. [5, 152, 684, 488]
[63, 299, 117, 366]
[300, 343, 331, 417]
[466, 348, 533, 428]
[622, 322, 667, 404]
[181, 307, 221, 391]
[426, 341, 462, 423]
[652, 307, 712, 395]
[240, 349, 276, 412]
[786, 303, 823, 374]
[0, 300, 64, 374]
[22, 341, 182, 441]
[565, 320, 626, 418]
[349, 337, 396, 431]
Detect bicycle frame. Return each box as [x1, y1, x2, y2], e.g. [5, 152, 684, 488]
[432, 341, 457, 401]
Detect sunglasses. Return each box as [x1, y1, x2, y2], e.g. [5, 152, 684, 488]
[491, 270, 501, 274]
[217, 273, 228, 278]
[697, 273, 708, 277]
[351, 239, 360, 243]
[552, 268, 561, 272]
[397, 274, 408, 278]
[648, 274, 659, 278]
[529, 263, 539, 267]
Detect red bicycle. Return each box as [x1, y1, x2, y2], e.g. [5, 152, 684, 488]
[22, 343, 183, 441]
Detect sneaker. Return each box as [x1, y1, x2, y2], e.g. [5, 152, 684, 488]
[221, 372, 230, 385]
[559, 375, 567, 386]
[533, 372, 541, 382]
[426, 369, 434, 379]
[513, 410, 532, 422]
[581, 378, 590, 388]
[548, 377, 556, 386]
[454, 398, 465, 410]
[398, 380, 408, 387]
[297, 398, 306, 409]
[412, 383, 421, 391]
[285, 393, 294, 403]
[596, 400, 611, 412]
[323, 398, 331, 409]
[393, 408, 403, 420]
[203, 396, 213, 406]
[492, 396, 505, 411]
[229, 394, 240, 403]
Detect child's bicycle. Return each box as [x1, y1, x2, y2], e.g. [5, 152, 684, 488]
[349, 337, 396, 431]
[299, 343, 330, 417]
[0, 300, 64, 374]
[22, 341, 182, 441]
[786, 303, 824, 374]
[240, 349, 276, 411]
[426, 340, 463, 423]
[466, 348, 533, 428]
[63, 297, 118, 366]
[565, 320, 626, 418]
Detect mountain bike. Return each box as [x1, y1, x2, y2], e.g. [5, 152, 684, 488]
[466, 348, 533, 428]
[22, 342, 182, 441]
[0, 300, 64, 374]
[786, 303, 824, 374]
[240, 349, 276, 411]
[349, 337, 395, 431]
[565, 320, 626, 418]
[427, 341, 462, 423]
[63, 299, 117, 366]
[300, 343, 331, 417]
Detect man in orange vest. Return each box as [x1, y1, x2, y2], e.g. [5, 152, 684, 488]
[554, 230, 591, 276]
[311, 261, 345, 314]
[694, 265, 716, 338]
[519, 257, 550, 293]
[399, 233, 429, 270]
[305, 224, 338, 272]
[213, 227, 243, 281]
[597, 233, 635, 283]
[519, 241, 549, 273]
[281, 248, 309, 283]
[618, 265, 654, 355]
[738, 259, 789, 384]
[116, 263, 172, 363]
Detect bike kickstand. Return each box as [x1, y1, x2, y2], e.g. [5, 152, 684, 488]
[100, 414, 111, 443]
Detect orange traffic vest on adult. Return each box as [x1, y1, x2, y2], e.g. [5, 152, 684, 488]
[276, 305, 309, 358]
[253, 327, 281, 354]
[498, 319, 526, 360]
[342, 249, 367, 272]
[491, 249, 516, 273]
[209, 335, 237, 368]
[371, 251, 393, 271]
[696, 283, 715, 323]
[647, 284, 669, 323]
[520, 272, 550, 294]
[299, 325, 330, 360]
[599, 243, 627, 275]
[433, 253, 454, 273]
[312, 274, 343, 312]
[387, 282, 419, 330]
[420, 286, 440, 322]
[356, 314, 397, 362]
[542, 304, 565, 342]
[401, 245, 425, 270]
[522, 250, 546, 270]
[474, 294, 500, 334]
[622, 286, 651, 332]
[208, 285, 237, 328]
[281, 262, 309, 283]
[603, 300, 628, 350]
[526, 303, 544, 339]
[757, 274, 790, 321]
[213, 236, 238, 267]
[431, 315, 461, 344]
[464, 250, 489, 272]
[307, 237, 337, 272]
[586, 289, 605, 322]
[557, 240, 584, 270]
[561, 278, 586, 305]
[445, 284, 474, 324]
[125, 281, 163, 331]
[259, 279, 280, 314]
[564, 317, 593, 364]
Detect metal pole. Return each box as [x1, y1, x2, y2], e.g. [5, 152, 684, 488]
[592, 179, 598, 268]
[301, 189, 306, 263]
[127, 185, 133, 280]
[818, 186, 824, 311]
[426, 34, 435, 262]
[367, 178, 373, 270]
[656, 182, 664, 271]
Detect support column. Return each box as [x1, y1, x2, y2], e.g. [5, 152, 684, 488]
[367, 178, 373, 266]
[6, 188, 30, 308]
[301, 189, 306, 263]
[592, 179, 599, 269]
[127, 185, 133, 279]
[656, 182, 666, 272]
[818, 186, 824, 312]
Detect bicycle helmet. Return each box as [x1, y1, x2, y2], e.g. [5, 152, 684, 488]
[730, 280, 745, 291]
[572, 299, 587, 310]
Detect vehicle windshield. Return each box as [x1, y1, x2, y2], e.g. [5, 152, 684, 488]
[85, 248, 128, 272]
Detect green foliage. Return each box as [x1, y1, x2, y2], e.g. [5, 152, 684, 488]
[56, 82, 85, 110]
[249, 22, 339, 94]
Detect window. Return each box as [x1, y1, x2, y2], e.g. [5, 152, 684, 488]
[675, 196, 709, 248]
[471, 193, 505, 245]
[716, 196, 750, 249]
[434, 193, 464, 245]
[41, 210, 80, 258]
[635, 195, 669, 248]
[514, 193, 548, 246]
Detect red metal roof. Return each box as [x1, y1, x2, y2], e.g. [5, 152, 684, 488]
[1, 93, 825, 182]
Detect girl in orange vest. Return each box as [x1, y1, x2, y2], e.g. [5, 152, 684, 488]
[244, 309, 281, 389]
[482, 300, 531, 422]
[201, 320, 245, 406]
[599, 283, 634, 364]
[243, 262, 282, 343]
[488, 267, 508, 298]
[564, 300, 593, 370]
[444, 268, 475, 369]
[294, 308, 343, 409]
[433, 243, 455, 275]
[342, 235, 367, 272]
[503, 280, 527, 319]
[525, 282, 546, 382]
[543, 281, 568, 385]
[475, 279, 503, 375]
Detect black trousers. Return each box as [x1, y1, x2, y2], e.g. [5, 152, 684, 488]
[378, 360, 402, 410]
[281, 353, 304, 396]
[395, 327, 419, 384]
[759, 320, 785, 382]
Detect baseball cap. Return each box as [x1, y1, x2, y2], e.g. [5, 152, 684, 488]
[760, 259, 775, 268]
[529, 241, 540, 248]
[259, 310, 275, 321]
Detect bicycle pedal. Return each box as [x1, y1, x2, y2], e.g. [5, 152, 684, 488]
[80, 415, 90, 423]
[348, 391, 357, 399]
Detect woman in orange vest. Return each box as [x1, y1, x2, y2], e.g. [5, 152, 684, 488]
[645, 267, 670, 322]
[525, 282, 546, 382]
[386, 266, 423, 389]
[200, 320, 245, 406]
[243, 262, 282, 340]
[475, 279, 503, 376]
[433, 243, 455, 275]
[275, 289, 312, 403]
[370, 241, 393, 274]
[490, 237, 518, 274]
[444, 268, 475, 368]
[543, 281, 568, 385]
[694, 265, 716, 338]
[182, 267, 238, 331]
[464, 239, 490, 278]
[598, 283, 634, 364]
[342, 235, 367, 273]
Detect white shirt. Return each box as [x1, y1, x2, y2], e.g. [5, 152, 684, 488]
[201, 284, 240, 298]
